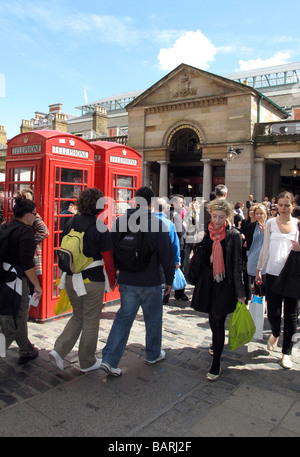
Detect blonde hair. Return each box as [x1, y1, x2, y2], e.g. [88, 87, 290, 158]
[207, 198, 234, 220]
[15, 188, 34, 201]
[254, 204, 267, 221]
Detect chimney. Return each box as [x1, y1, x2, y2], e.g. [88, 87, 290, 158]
[20, 119, 34, 133]
[49, 103, 62, 114]
[35, 111, 46, 120]
[93, 105, 108, 135]
[0, 125, 7, 146]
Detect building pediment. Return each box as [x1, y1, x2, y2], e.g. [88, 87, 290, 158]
[126, 63, 256, 110]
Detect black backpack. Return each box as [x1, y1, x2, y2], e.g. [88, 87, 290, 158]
[0, 223, 22, 323]
[0, 223, 20, 283]
[113, 213, 152, 272]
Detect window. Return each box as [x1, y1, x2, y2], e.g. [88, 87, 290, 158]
[6, 166, 36, 219]
[112, 174, 137, 220]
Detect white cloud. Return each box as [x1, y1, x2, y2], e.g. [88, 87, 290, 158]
[158, 30, 216, 71]
[238, 51, 291, 71]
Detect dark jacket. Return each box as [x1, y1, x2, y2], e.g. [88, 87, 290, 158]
[191, 225, 244, 314]
[112, 208, 175, 287]
[4, 219, 36, 273]
[245, 221, 257, 252]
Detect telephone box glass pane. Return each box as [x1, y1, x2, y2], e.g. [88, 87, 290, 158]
[117, 202, 131, 214]
[112, 174, 137, 220]
[117, 188, 132, 200]
[117, 176, 132, 187]
[14, 168, 31, 181]
[61, 184, 77, 199]
[7, 166, 36, 220]
[61, 169, 82, 183]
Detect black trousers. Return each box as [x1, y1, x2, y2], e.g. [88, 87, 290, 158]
[208, 313, 227, 374]
[265, 274, 298, 355]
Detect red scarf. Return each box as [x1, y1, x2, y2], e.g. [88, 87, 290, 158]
[208, 221, 227, 282]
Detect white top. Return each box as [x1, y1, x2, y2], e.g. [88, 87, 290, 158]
[257, 217, 298, 276]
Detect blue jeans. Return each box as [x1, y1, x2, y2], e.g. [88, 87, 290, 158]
[102, 284, 163, 367]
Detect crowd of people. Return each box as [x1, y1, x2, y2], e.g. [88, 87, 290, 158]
[0, 184, 299, 381]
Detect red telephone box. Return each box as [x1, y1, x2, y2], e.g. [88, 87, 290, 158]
[91, 141, 142, 225]
[91, 141, 142, 302]
[5, 130, 95, 321]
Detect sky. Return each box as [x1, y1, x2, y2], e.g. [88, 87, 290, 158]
[1, 0, 300, 139]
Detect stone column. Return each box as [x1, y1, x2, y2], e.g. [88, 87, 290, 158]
[222, 158, 227, 185]
[158, 161, 170, 197]
[143, 161, 151, 187]
[201, 159, 212, 200]
[254, 158, 265, 202]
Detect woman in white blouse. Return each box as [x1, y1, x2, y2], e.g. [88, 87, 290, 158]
[256, 192, 300, 369]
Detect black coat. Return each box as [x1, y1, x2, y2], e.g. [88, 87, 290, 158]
[191, 226, 244, 315]
[245, 221, 257, 252]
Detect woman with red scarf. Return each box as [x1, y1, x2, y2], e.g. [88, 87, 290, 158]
[191, 199, 245, 381]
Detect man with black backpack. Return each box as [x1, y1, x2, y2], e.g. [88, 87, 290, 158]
[100, 187, 175, 376]
[0, 195, 42, 364]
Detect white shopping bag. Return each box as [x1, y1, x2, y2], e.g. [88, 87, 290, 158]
[0, 333, 6, 357]
[249, 296, 265, 340]
[29, 293, 40, 308]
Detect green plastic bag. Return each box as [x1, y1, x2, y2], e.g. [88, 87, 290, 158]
[228, 301, 256, 351]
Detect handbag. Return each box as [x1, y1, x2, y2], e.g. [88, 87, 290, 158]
[228, 301, 256, 351]
[272, 221, 300, 299]
[248, 295, 265, 340]
[172, 268, 187, 290]
[188, 236, 207, 285]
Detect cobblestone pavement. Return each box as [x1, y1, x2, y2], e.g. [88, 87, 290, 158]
[0, 285, 299, 437]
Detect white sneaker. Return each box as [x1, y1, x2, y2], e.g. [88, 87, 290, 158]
[206, 369, 222, 381]
[49, 350, 64, 371]
[100, 362, 122, 376]
[280, 354, 292, 369]
[145, 349, 166, 364]
[80, 358, 102, 373]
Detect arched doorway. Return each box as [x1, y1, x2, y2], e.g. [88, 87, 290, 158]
[167, 124, 203, 197]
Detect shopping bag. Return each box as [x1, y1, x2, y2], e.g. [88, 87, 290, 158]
[0, 333, 6, 358]
[248, 295, 265, 340]
[172, 268, 187, 290]
[54, 279, 72, 316]
[228, 301, 256, 351]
